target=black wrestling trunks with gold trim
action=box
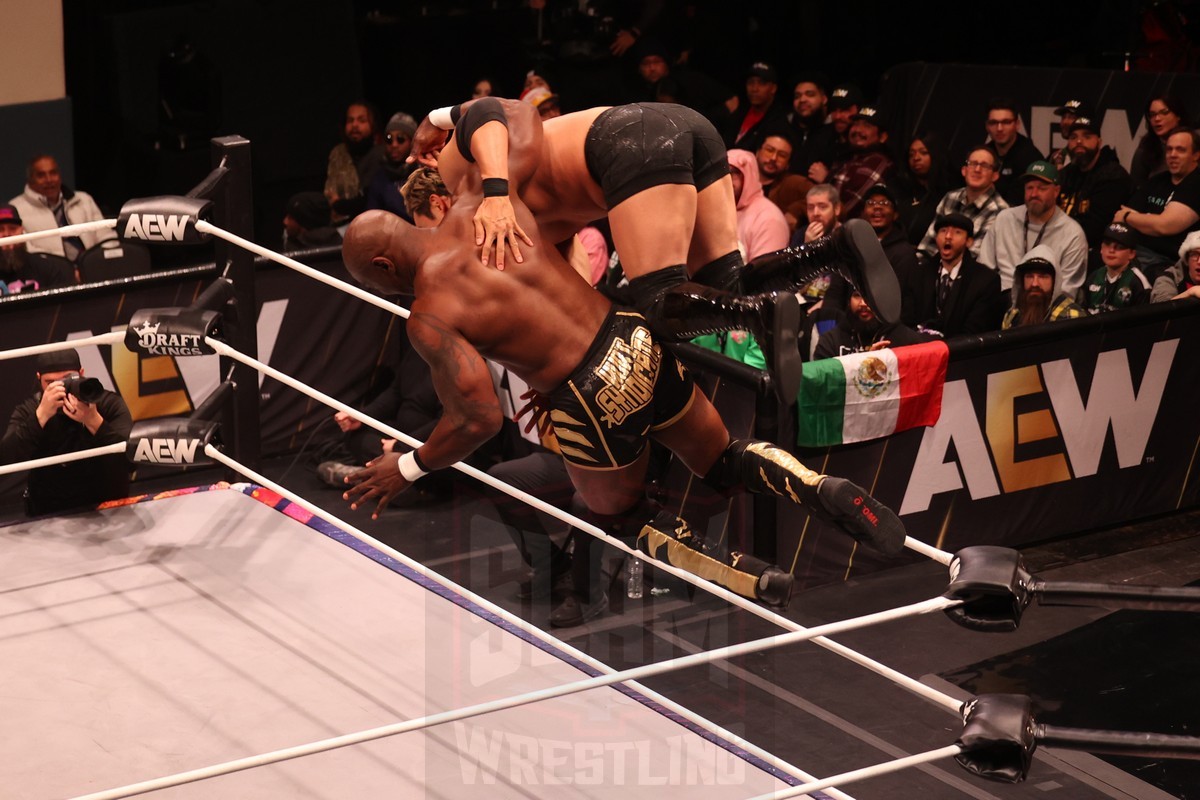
[548,308,694,469]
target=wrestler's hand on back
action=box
[475,195,534,270]
[409,118,449,168]
[343,451,410,519]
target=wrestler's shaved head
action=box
[344,210,422,295]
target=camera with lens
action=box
[60,373,105,404]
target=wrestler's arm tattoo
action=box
[406,309,503,468]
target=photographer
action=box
[0,349,132,515]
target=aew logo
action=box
[122,213,190,242]
[135,320,204,356]
[133,437,201,464]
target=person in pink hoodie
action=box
[727,148,790,260]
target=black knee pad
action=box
[691,250,745,292]
[625,265,687,316]
[701,438,750,495]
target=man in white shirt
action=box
[9,155,114,261]
[981,160,1088,301]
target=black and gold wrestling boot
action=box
[742,219,901,323]
[705,439,906,556]
[636,511,794,610]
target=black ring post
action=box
[210,136,260,469]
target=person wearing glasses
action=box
[365,112,418,220]
[1131,94,1194,188]
[984,98,1045,207]
[916,145,1009,260]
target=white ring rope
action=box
[65,444,960,800]
[744,744,966,800]
[204,334,963,712]
[193,220,411,319]
[0,218,118,248]
[0,442,126,477]
[0,331,126,363]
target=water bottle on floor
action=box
[626,556,643,600]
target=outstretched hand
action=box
[409,118,449,168]
[343,451,410,519]
[474,196,533,269]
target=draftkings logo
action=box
[134,320,205,356]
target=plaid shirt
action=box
[832,148,894,221]
[917,187,1009,259]
[1001,293,1089,329]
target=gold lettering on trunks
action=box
[595,326,661,427]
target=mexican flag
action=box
[796,341,949,448]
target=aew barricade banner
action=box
[774,303,1200,589]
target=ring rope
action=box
[65,442,960,800]
[745,744,966,800]
[193,220,411,319]
[204,335,963,712]
[0,442,126,477]
[0,331,126,363]
[0,219,118,249]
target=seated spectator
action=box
[786,74,837,177]
[917,145,1008,260]
[985,97,1045,207]
[982,161,1088,301]
[472,77,494,99]
[1117,127,1200,278]
[324,101,385,224]
[9,154,115,262]
[813,288,927,359]
[810,83,863,180]
[727,149,789,259]
[902,213,1004,338]
[828,106,894,221]
[364,112,417,218]
[1048,98,1088,169]
[791,183,841,301]
[282,192,340,252]
[316,322,445,503]
[523,86,563,119]
[755,132,812,230]
[629,38,733,123]
[1079,222,1150,314]
[1001,246,1087,329]
[724,62,789,154]
[1151,230,1200,302]
[1130,93,1193,187]
[861,184,918,284]
[0,204,76,292]
[894,130,951,247]
[0,349,131,516]
[1057,114,1132,262]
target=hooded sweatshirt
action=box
[727,149,789,261]
[1001,243,1088,328]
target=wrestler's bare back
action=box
[440,106,612,246]
[413,194,610,393]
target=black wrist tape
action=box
[482,178,509,197]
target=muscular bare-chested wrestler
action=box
[340,166,906,620]
[409,97,901,401]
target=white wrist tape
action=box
[428,106,457,130]
[398,451,429,482]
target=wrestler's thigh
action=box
[651,386,731,477]
[606,184,697,280]
[564,449,651,516]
